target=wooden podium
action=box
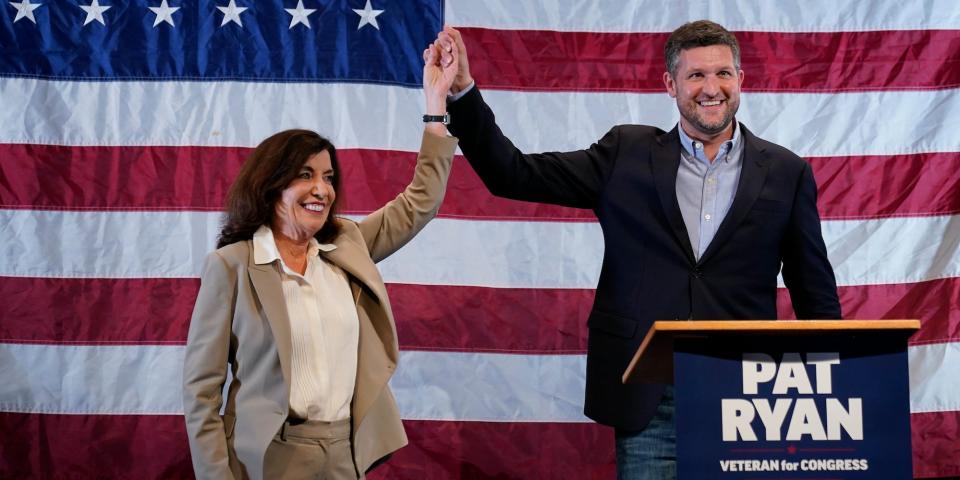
[622,320,920,479]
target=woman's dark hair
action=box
[217,129,342,248]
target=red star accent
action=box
[787,445,798,454]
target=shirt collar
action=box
[677,120,741,164]
[252,224,335,266]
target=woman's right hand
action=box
[422,41,458,136]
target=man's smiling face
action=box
[664,44,744,140]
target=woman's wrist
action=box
[425,95,446,116]
[424,122,447,136]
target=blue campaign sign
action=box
[674,335,912,479]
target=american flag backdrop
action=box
[1,0,959,478]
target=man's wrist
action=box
[447,81,476,103]
[451,76,474,95]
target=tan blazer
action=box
[183,132,458,480]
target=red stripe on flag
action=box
[0,412,193,479]
[911,411,960,478]
[0,144,595,221]
[4,277,958,349]
[2,412,952,479]
[390,284,593,353]
[0,144,245,212]
[461,28,960,93]
[2,144,958,221]
[811,152,960,220]
[370,420,616,480]
[777,277,960,346]
[0,277,197,345]
[0,413,615,480]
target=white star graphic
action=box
[217,0,247,27]
[284,0,315,29]
[8,0,42,24]
[352,0,383,30]
[148,0,179,27]
[79,0,110,26]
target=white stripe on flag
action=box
[2,77,958,158]
[482,88,960,157]
[0,343,183,415]
[909,342,960,414]
[823,215,960,287]
[3,210,959,288]
[0,210,221,279]
[1,343,956,419]
[391,351,589,422]
[445,0,960,32]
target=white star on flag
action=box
[79,0,110,26]
[285,0,315,29]
[8,0,41,24]
[352,0,383,30]
[148,0,179,27]
[217,0,247,27]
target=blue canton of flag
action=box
[0,0,443,85]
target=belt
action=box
[279,417,351,441]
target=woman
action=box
[183,43,459,479]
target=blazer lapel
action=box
[651,127,696,264]
[320,237,389,308]
[247,254,294,389]
[698,125,770,265]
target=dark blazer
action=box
[447,87,841,430]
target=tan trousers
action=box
[262,418,360,480]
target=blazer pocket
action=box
[587,310,639,339]
[221,412,236,439]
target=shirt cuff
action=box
[447,81,476,103]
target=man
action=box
[435,20,841,479]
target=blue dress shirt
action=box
[675,123,745,260]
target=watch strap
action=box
[422,113,450,125]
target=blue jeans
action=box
[615,385,676,480]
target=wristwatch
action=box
[422,113,450,125]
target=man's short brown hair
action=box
[664,20,741,76]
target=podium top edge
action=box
[652,319,920,332]
[623,319,921,385]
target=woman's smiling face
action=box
[272,149,336,239]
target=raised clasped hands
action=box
[423,31,459,115]
[433,27,472,96]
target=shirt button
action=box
[707,176,715,184]
[693,141,703,150]
[704,214,712,220]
